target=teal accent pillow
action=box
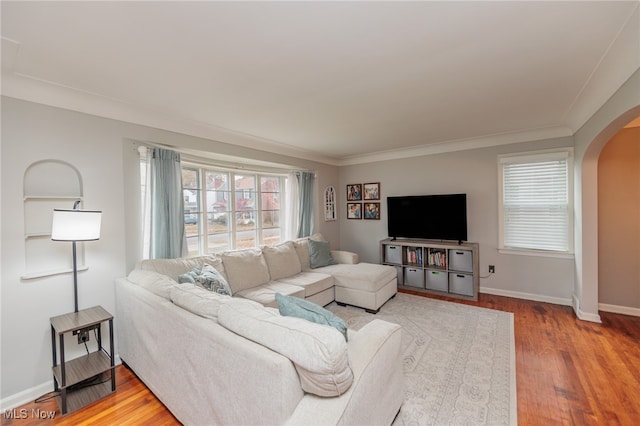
[178,267,200,284]
[195,264,232,295]
[275,293,347,341]
[308,239,336,269]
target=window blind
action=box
[501,152,571,252]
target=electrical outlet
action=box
[489,265,495,273]
[77,329,90,344]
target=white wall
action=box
[0,97,339,407]
[339,137,576,303]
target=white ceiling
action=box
[2,1,639,165]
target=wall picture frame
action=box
[363,182,380,200]
[346,184,362,201]
[347,203,362,219]
[363,202,381,220]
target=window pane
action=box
[236,211,256,230]
[207,233,230,253]
[262,227,281,246]
[235,174,256,191]
[184,213,200,236]
[183,189,200,215]
[235,191,256,211]
[235,210,256,249]
[261,210,280,229]
[260,176,280,192]
[262,193,280,211]
[182,169,199,190]
[206,171,229,213]
[206,171,228,191]
[208,212,229,234]
[186,236,200,257]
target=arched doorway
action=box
[578,105,640,322]
[597,118,640,315]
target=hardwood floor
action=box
[3,291,639,425]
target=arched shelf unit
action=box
[22,160,87,279]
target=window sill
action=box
[498,248,574,260]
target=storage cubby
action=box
[380,238,479,301]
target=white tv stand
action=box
[380,238,479,301]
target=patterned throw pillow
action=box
[195,264,232,295]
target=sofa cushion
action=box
[277,271,333,298]
[218,299,353,397]
[262,241,302,280]
[221,249,271,293]
[292,238,311,271]
[137,255,224,281]
[308,239,336,269]
[275,293,347,341]
[170,283,233,320]
[316,263,397,292]
[127,269,177,299]
[234,282,305,308]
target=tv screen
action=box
[387,194,467,242]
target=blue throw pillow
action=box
[178,267,200,284]
[308,239,336,269]
[275,293,347,341]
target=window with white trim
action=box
[182,164,286,255]
[498,149,574,254]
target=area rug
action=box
[326,293,517,426]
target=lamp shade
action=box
[51,209,102,241]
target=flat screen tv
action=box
[387,194,467,242]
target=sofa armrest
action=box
[285,319,404,426]
[331,250,359,264]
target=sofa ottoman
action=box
[317,263,398,313]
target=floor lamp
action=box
[51,201,102,313]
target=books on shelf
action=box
[428,250,447,268]
[406,247,423,265]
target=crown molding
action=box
[1,71,342,167]
[3,72,576,168]
[337,126,574,166]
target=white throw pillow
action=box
[218,299,353,397]
[221,249,271,293]
[262,241,302,280]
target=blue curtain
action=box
[149,148,185,258]
[297,171,315,238]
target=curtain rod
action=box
[133,139,314,175]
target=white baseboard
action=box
[480,286,572,307]
[599,303,640,317]
[571,294,603,323]
[0,355,121,412]
[0,381,54,412]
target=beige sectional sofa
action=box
[115,236,403,425]
[137,235,397,313]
